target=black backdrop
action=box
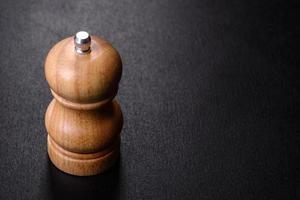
[0,0,299,199]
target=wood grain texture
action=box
[45,36,122,108]
[47,135,120,176]
[44,35,123,176]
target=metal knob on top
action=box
[74,31,91,54]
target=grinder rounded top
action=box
[45,32,122,110]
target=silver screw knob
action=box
[74,31,91,54]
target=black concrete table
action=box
[0,0,298,199]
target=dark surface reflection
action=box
[46,158,120,200]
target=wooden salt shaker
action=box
[44,31,123,176]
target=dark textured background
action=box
[0,0,299,199]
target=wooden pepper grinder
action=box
[44,31,123,176]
